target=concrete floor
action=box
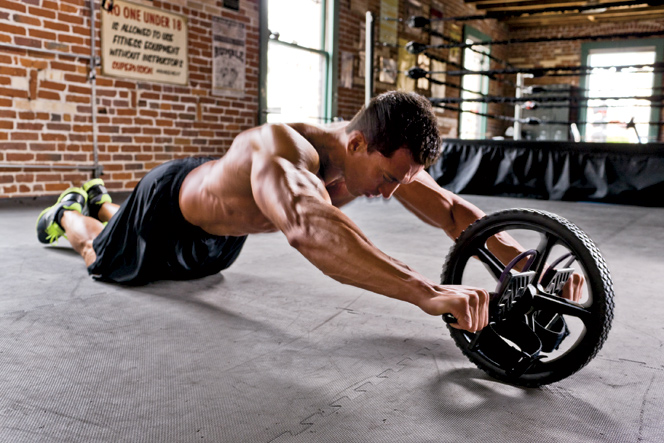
[1,194,663,442]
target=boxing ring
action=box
[431,139,664,207]
[361,8,664,208]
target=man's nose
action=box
[380,182,399,199]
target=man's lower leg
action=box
[83,178,114,221]
[59,211,104,267]
[98,202,120,223]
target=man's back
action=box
[179,123,348,237]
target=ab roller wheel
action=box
[441,209,614,387]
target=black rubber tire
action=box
[441,208,614,387]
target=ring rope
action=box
[430,94,664,105]
[396,68,489,96]
[423,29,515,69]
[431,103,526,123]
[522,101,664,110]
[404,62,518,87]
[407,30,664,51]
[398,1,661,24]
[409,61,664,77]
[430,102,663,126]
[406,66,515,88]
[417,51,464,71]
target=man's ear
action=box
[347,130,367,153]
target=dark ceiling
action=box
[462,0,664,27]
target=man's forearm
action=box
[450,199,530,273]
[285,201,436,308]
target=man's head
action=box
[342,91,441,199]
[345,91,442,168]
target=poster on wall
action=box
[379,57,397,84]
[100,0,188,86]
[379,0,398,45]
[429,5,446,98]
[358,51,365,79]
[350,0,368,15]
[340,52,354,89]
[417,53,429,90]
[430,5,445,46]
[448,23,462,63]
[397,38,416,92]
[212,16,246,97]
[430,60,446,98]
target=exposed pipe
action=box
[89,0,101,178]
[0,164,98,171]
[365,11,374,106]
[0,42,94,61]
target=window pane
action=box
[268,0,323,50]
[585,48,655,143]
[460,42,490,139]
[266,41,326,124]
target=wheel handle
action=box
[443,249,538,325]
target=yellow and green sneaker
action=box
[36,187,87,244]
[82,178,112,220]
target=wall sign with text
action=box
[101,0,188,85]
[211,16,246,97]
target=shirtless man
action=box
[35,91,583,333]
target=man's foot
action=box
[82,178,112,220]
[36,187,87,244]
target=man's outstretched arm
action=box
[395,170,524,265]
[249,125,488,332]
[395,170,585,302]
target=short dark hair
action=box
[346,91,441,168]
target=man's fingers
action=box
[563,273,585,302]
[575,274,585,302]
[479,288,489,328]
[435,286,490,333]
[462,288,489,332]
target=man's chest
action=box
[326,179,356,208]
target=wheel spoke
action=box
[475,246,504,280]
[532,232,558,278]
[532,293,592,323]
[524,312,535,330]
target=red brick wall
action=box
[4,1,661,199]
[336,0,510,139]
[0,0,259,198]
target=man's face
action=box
[345,146,424,199]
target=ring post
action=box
[514,73,533,140]
[365,11,374,106]
[514,73,524,140]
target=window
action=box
[459,27,491,139]
[581,40,664,143]
[259,0,338,124]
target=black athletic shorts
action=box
[87,157,247,285]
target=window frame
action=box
[459,25,491,139]
[580,38,664,142]
[258,0,339,125]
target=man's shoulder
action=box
[247,123,321,173]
